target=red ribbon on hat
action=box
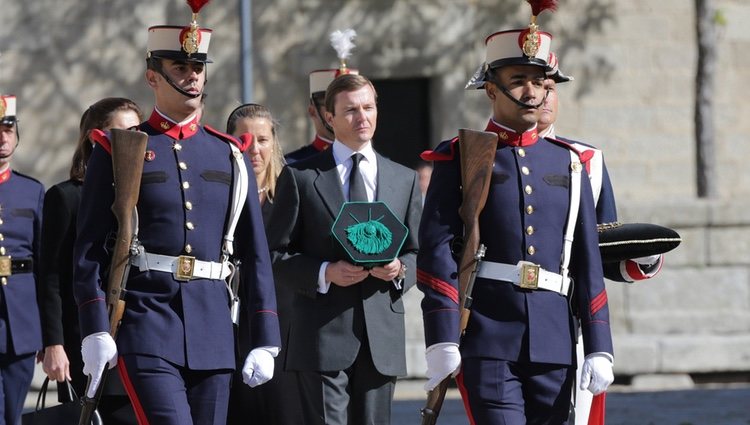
[526,0,557,17]
[186,0,210,13]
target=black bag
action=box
[22,377,102,425]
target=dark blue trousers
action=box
[120,354,232,425]
[457,357,574,425]
[0,352,35,425]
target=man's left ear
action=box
[145,69,159,88]
[485,84,496,101]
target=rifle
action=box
[79,129,148,425]
[421,129,498,425]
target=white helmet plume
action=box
[329,29,357,69]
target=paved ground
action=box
[391,380,750,425]
[24,366,750,424]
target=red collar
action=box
[311,135,333,152]
[146,110,200,140]
[484,119,539,147]
[0,168,10,185]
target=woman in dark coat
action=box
[225,103,303,425]
[37,97,141,424]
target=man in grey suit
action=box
[267,73,421,425]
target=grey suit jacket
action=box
[267,148,421,376]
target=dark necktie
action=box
[349,153,367,202]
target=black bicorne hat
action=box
[598,222,682,263]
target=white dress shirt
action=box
[332,140,378,202]
[317,140,379,293]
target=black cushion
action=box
[598,222,681,263]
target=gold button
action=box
[521,166,530,175]
[518,148,526,157]
[0,234,3,241]
[526,205,534,215]
[174,143,182,151]
[1,277,6,286]
[527,246,536,255]
[0,247,5,255]
[179,162,187,170]
[525,185,533,195]
[186,222,195,230]
[185,201,193,210]
[185,244,193,253]
[182,181,190,190]
[0,218,3,225]
[526,226,534,235]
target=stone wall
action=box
[2,0,749,380]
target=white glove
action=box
[242,347,277,388]
[580,353,614,395]
[632,254,661,266]
[81,332,118,398]
[424,343,461,391]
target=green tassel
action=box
[346,210,393,255]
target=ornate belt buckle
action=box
[175,255,196,281]
[519,263,539,290]
[0,256,11,277]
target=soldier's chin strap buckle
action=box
[519,262,540,290]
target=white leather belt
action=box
[477,261,571,296]
[131,252,231,282]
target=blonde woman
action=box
[226,103,302,425]
[226,103,285,216]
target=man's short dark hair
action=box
[324,74,377,115]
[146,56,162,71]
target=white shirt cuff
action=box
[392,277,403,290]
[317,262,331,294]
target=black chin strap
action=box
[153,60,206,99]
[486,74,549,109]
[311,98,334,135]
[498,85,549,109]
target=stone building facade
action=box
[2,0,749,383]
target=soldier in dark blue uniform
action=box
[0,94,44,425]
[73,5,280,425]
[418,12,615,425]
[539,53,663,425]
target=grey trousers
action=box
[296,342,396,425]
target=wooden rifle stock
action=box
[79,128,148,425]
[421,129,498,424]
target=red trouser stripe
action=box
[118,357,150,425]
[455,369,477,425]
